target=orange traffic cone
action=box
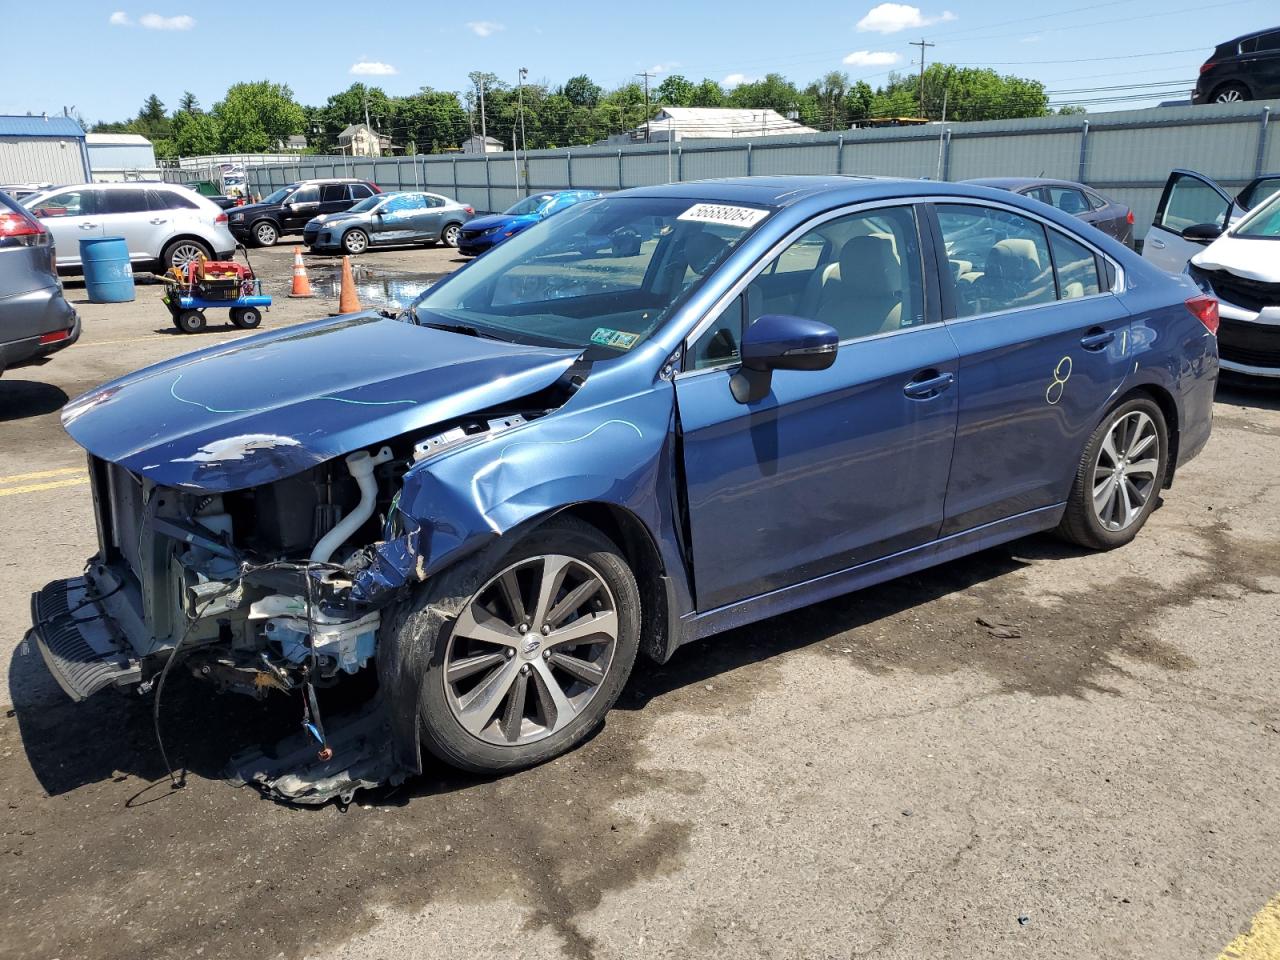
[288,247,313,298]
[338,255,362,313]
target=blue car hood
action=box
[61,314,579,492]
[465,213,536,232]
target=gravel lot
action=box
[1,243,1277,960]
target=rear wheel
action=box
[229,307,262,329]
[251,220,279,247]
[162,238,211,272]
[441,222,461,248]
[342,228,369,255]
[396,518,641,773]
[1212,82,1249,103]
[1057,397,1168,549]
[174,309,206,334]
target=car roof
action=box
[1228,24,1280,42]
[618,175,1028,208]
[965,177,1100,191]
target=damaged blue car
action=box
[31,176,1217,803]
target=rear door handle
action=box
[1148,238,1166,249]
[1080,328,1115,351]
[149,217,167,224]
[79,222,97,229]
[903,370,955,399]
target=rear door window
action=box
[1044,186,1090,216]
[935,204,1056,317]
[321,184,347,202]
[103,189,149,215]
[349,184,374,200]
[1048,230,1102,299]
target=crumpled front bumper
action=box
[29,576,142,701]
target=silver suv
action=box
[22,182,236,273]
[0,191,78,375]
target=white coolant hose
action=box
[309,446,395,564]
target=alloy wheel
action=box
[168,242,205,271]
[1215,88,1243,103]
[1092,410,1160,532]
[443,554,619,746]
[344,230,368,254]
[255,222,278,246]
[443,224,460,247]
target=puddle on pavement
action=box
[307,264,436,309]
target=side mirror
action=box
[1181,222,1223,242]
[730,313,838,404]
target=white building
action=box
[86,132,159,181]
[337,123,393,158]
[462,134,504,154]
[611,107,819,144]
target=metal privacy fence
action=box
[207,101,1279,241]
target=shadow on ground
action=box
[0,379,68,421]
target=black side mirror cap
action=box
[1180,222,1223,242]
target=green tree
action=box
[876,64,1049,121]
[561,74,603,108]
[398,87,469,152]
[171,110,221,155]
[690,78,725,107]
[177,91,201,115]
[844,81,875,123]
[213,81,304,152]
[655,74,696,107]
[727,73,803,113]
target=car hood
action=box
[464,213,535,233]
[310,211,364,228]
[61,313,580,492]
[229,201,279,219]
[1191,234,1280,282]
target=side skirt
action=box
[681,503,1065,643]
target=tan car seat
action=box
[813,235,903,338]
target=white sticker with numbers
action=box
[677,203,769,228]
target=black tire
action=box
[342,228,369,255]
[229,307,262,329]
[389,517,641,774]
[441,222,462,248]
[1211,82,1250,104]
[174,309,206,334]
[1057,396,1168,550]
[162,237,212,272]
[251,220,279,247]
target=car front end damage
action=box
[1189,260,1280,378]
[29,312,594,803]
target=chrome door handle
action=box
[149,217,167,224]
[903,371,955,399]
[1148,238,1166,249]
[79,222,97,229]
[1080,329,1115,351]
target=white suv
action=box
[22,182,236,272]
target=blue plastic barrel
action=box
[80,237,135,303]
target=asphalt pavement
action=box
[0,243,1277,960]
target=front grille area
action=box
[1193,266,1280,314]
[1217,318,1280,369]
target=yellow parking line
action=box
[0,466,85,484]
[0,477,90,497]
[1219,893,1280,959]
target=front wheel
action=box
[342,228,369,255]
[394,518,641,773]
[1057,397,1168,550]
[441,222,461,248]
[251,220,279,247]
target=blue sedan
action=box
[456,189,599,256]
[40,176,1217,799]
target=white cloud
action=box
[842,50,902,67]
[109,10,130,25]
[138,13,196,30]
[722,73,751,88]
[466,20,504,37]
[647,62,679,75]
[350,61,397,76]
[856,3,955,34]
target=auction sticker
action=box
[591,327,641,349]
[677,203,769,228]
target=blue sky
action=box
[1,0,1275,121]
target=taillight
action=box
[0,209,49,248]
[38,329,70,345]
[215,212,228,223]
[1186,294,1219,335]
[1199,61,1217,74]
[370,184,382,193]
[464,205,474,215]
[1126,210,1135,225]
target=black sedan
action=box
[965,177,1135,247]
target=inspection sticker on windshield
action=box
[677,203,769,228]
[590,327,640,350]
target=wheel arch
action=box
[160,233,213,264]
[1112,382,1181,487]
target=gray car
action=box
[965,177,1135,247]
[0,191,79,376]
[303,191,474,254]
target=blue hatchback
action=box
[40,176,1217,800]
[456,189,600,256]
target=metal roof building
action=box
[0,114,90,184]
[610,107,820,144]
[86,132,159,181]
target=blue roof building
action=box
[0,114,90,185]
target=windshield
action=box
[409,196,771,356]
[260,185,295,205]
[1234,192,1280,239]
[348,195,385,213]
[504,194,555,216]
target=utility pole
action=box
[517,66,528,196]
[910,38,935,118]
[477,76,487,144]
[636,71,655,141]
